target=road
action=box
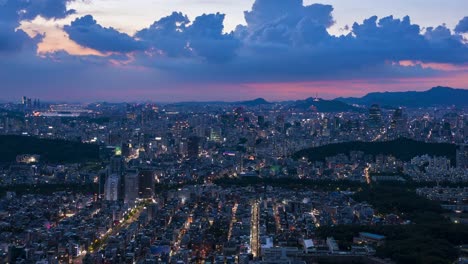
[250,201,260,258]
[227,202,238,241]
[364,167,371,184]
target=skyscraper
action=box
[209,127,222,143]
[138,169,155,199]
[391,108,408,136]
[187,136,200,158]
[105,174,120,201]
[109,155,125,176]
[124,171,139,205]
[109,155,125,201]
[368,104,382,128]
[456,145,468,169]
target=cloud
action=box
[135,12,191,57]
[186,13,240,62]
[57,0,467,72]
[135,12,239,62]
[0,25,40,53]
[0,0,75,22]
[64,15,146,53]
[21,0,76,20]
[0,0,74,53]
[239,0,334,45]
[455,16,468,33]
[348,16,466,64]
[244,0,334,30]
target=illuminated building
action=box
[368,104,382,128]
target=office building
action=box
[138,169,155,199]
[105,174,120,201]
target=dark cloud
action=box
[51,0,467,73]
[0,0,74,53]
[239,0,334,45]
[218,5,466,83]
[21,0,76,20]
[245,0,334,30]
[54,0,467,85]
[455,16,468,33]
[64,15,146,53]
[348,15,426,64]
[135,12,239,62]
[0,25,41,53]
[186,13,239,62]
[0,0,75,22]
[135,12,192,57]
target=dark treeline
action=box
[0,135,100,163]
[214,177,364,191]
[293,138,457,164]
[214,176,468,191]
[0,183,98,197]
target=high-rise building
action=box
[109,155,126,201]
[124,171,139,205]
[368,104,382,128]
[121,143,132,158]
[109,155,124,176]
[457,145,468,169]
[464,124,468,139]
[138,169,155,199]
[98,171,107,199]
[178,139,187,156]
[209,127,222,143]
[105,174,120,201]
[187,136,200,158]
[391,108,407,136]
[257,115,265,128]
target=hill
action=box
[237,98,272,107]
[165,98,272,107]
[0,135,100,163]
[293,138,456,163]
[336,86,468,107]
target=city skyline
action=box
[1,0,467,102]
[1,2,467,262]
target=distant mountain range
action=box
[167,97,359,112]
[165,98,272,107]
[336,87,468,107]
[288,97,360,112]
[165,86,467,110]
[32,86,465,109]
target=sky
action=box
[0,0,467,102]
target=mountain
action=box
[336,86,468,107]
[237,98,272,107]
[289,98,360,112]
[165,98,272,107]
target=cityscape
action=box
[0,88,467,264]
[1,0,468,264]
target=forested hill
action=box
[0,135,100,163]
[293,138,457,163]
